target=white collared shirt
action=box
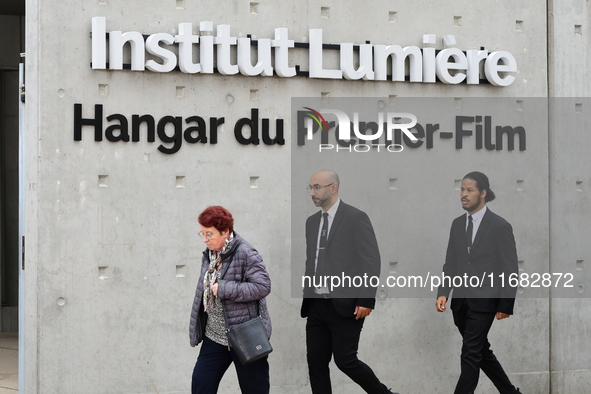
[466,205,487,243]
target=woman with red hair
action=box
[189,206,272,393]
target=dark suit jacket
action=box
[437,208,518,315]
[301,201,381,318]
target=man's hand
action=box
[496,312,510,320]
[354,306,372,320]
[436,296,447,312]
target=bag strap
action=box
[221,300,231,333]
[218,238,241,280]
[218,239,236,333]
[222,298,263,333]
[217,237,263,331]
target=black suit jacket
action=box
[437,208,518,315]
[301,201,381,318]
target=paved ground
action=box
[0,332,17,393]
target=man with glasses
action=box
[301,169,396,394]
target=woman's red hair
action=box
[198,206,234,233]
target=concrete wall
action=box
[548,0,591,391]
[20,0,589,393]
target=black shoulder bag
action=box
[222,299,273,365]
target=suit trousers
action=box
[306,298,389,394]
[452,299,517,394]
[191,336,270,394]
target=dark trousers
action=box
[452,299,517,394]
[306,298,389,394]
[191,336,270,394]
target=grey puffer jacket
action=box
[189,232,272,347]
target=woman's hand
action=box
[211,283,218,297]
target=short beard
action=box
[462,196,482,212]
[313,196,329,208]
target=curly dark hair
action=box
[463,171,496,202]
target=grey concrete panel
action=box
[548,97,591,392]
[548,1,591,393]
[549,0,591,97]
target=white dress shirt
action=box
[314,198,340,294]
[466,205,487,244]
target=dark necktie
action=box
[316,213,329,278]
[466,215,473,253]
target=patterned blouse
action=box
[204,296,228,346]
